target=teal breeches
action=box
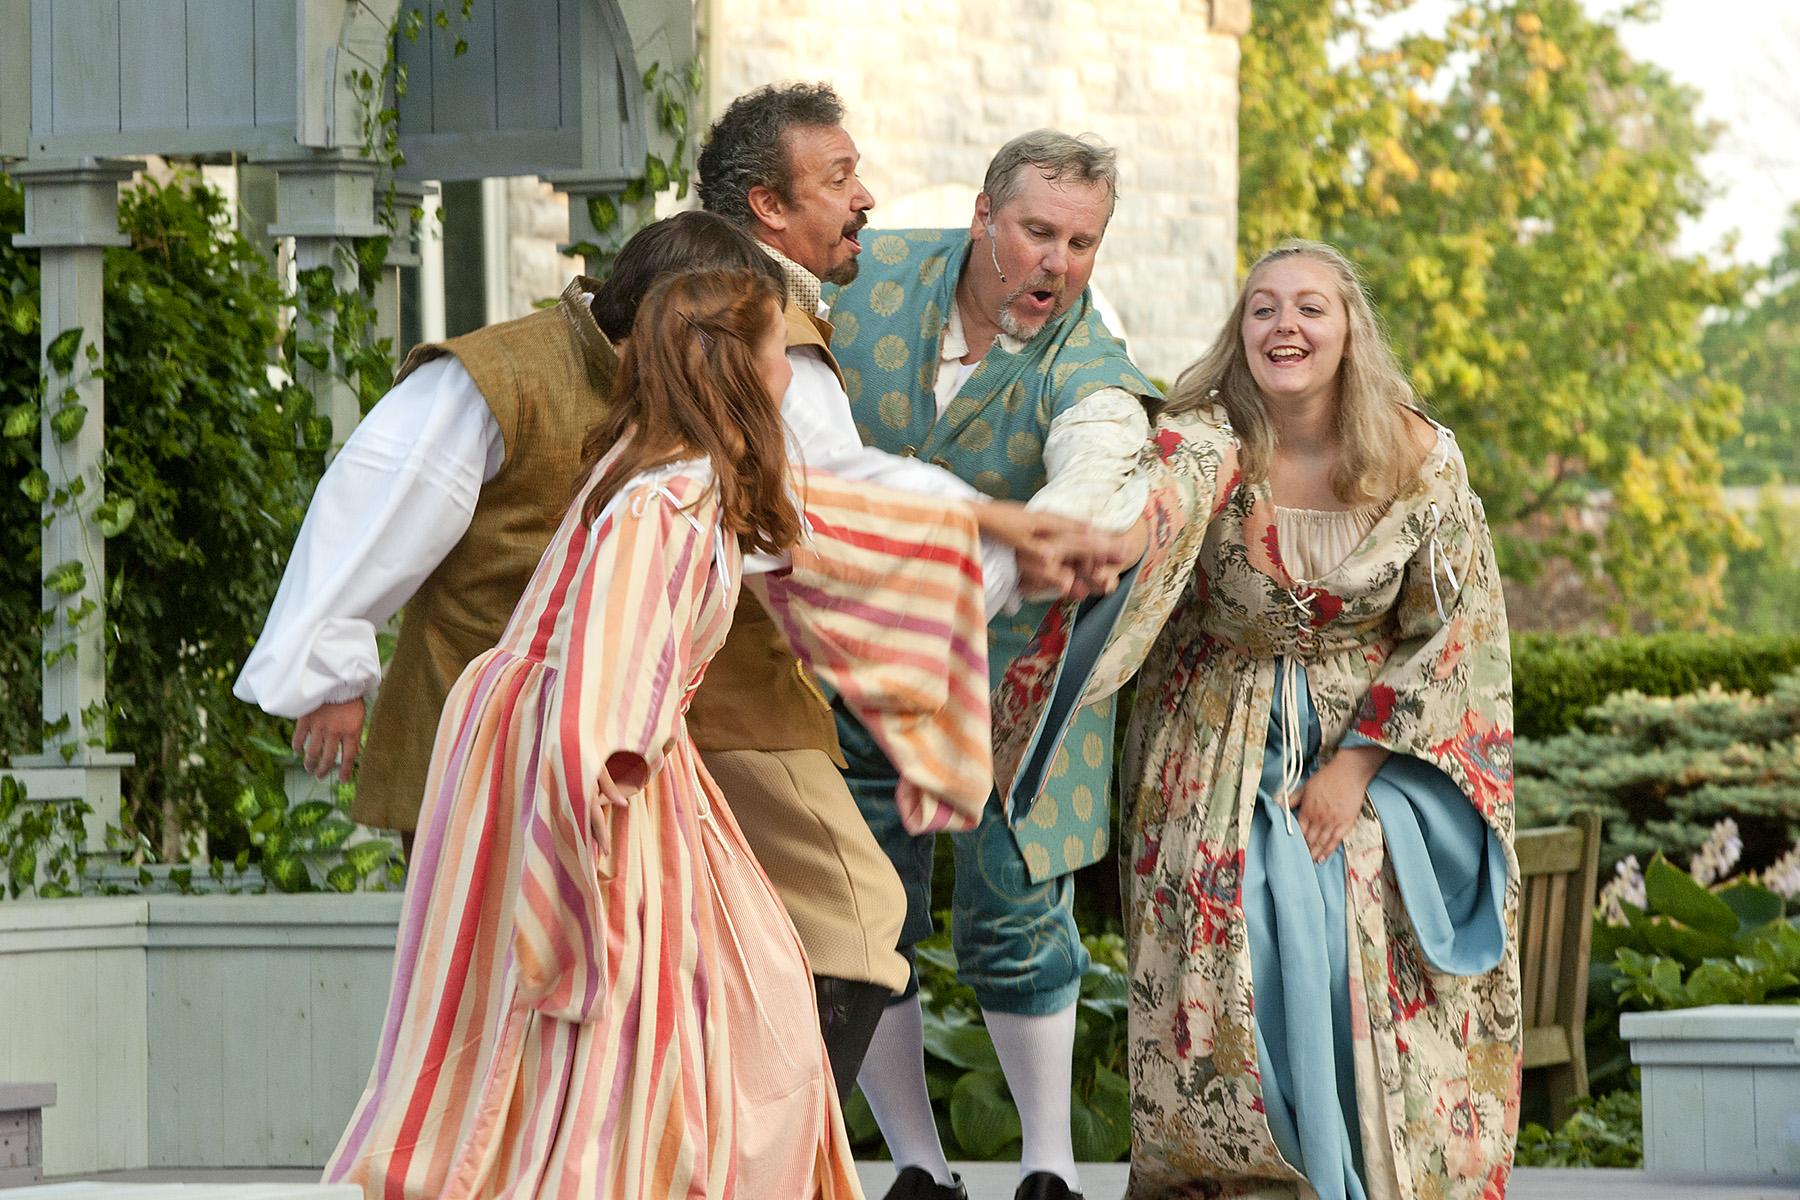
[835,704,1089,1016]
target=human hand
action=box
[293,697,367,782]
[1067,515,1148,598]
[975,504,1132,600]
[1292,744,1388,863]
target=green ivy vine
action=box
[572,60,706,266]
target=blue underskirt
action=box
[1245,663,1507,1200]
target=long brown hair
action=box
[1164,240,1423,506]
[579,268,800,555]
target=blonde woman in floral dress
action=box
[1099,242,1519,1199]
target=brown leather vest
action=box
[685,301,846,765]
[352,280,614,831]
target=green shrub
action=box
[1514,1088,1642,1168]
[1512,632,1800,740]
[1,169,331,856]
[1515,672,1800,874]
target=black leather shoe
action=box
[1013,1172,1084,1200]
[881,1165,968,1200]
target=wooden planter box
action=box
[0,896,400,1176]
[1621,1005,1800,1175]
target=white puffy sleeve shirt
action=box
[232,357,504,718]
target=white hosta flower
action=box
[1762,839,1800,901]
[1597,854,1647,925]
[1690,818,1743,887]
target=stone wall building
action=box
[482,0,1249,381]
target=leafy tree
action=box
[1721,486,1800,636]
[1,170,328,857]
[1240,0,1745,629]
[1709,206,1800,486]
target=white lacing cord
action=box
[1275,655,1304,835]
[1275,577,1317,837]
[1426,500,1462,624]
[632,482,734,593]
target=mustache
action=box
[842,214,869,238]
[1005,273,1065,303]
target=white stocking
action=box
[857,994,956,1187]
[985,1004,1080,1189]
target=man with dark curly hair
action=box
[690,85,1130,1142]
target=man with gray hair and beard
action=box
[828,130,1160,1200]
[690,86,1127,1111]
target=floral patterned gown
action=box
[1116,409,1520,1200]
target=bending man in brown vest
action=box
[233,211,784,834]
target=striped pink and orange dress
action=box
[325,457,993,1200]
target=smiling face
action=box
[964,168,1111,342]
[757,123,874,286]
[1240,256,1350,411]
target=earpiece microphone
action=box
[985,220,1006,283]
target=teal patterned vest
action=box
[829,227,1159,881]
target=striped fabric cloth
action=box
[324,455,993,1200]
[750,468,992,835]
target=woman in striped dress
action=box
[324,267,991,1200]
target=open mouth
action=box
[841,222,866,252]
[1023,288,1056,310]
[1267,346,1309,365]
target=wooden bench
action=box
[0,1083,54,1188]
[1516,811,1602,1127]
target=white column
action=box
[3,158,140,856]
[480,176,512,325]
[265,154,383,452]
[416,183,446,345]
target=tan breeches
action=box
[700,747,909,993]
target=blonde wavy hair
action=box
[1165,240,1425,506]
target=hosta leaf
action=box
[948,1069,1019,1159]
[1070,1066,1131,1162]
[1717,882,1785,933]
[922,1019,1000,1072]
[1645,855,1737,937]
